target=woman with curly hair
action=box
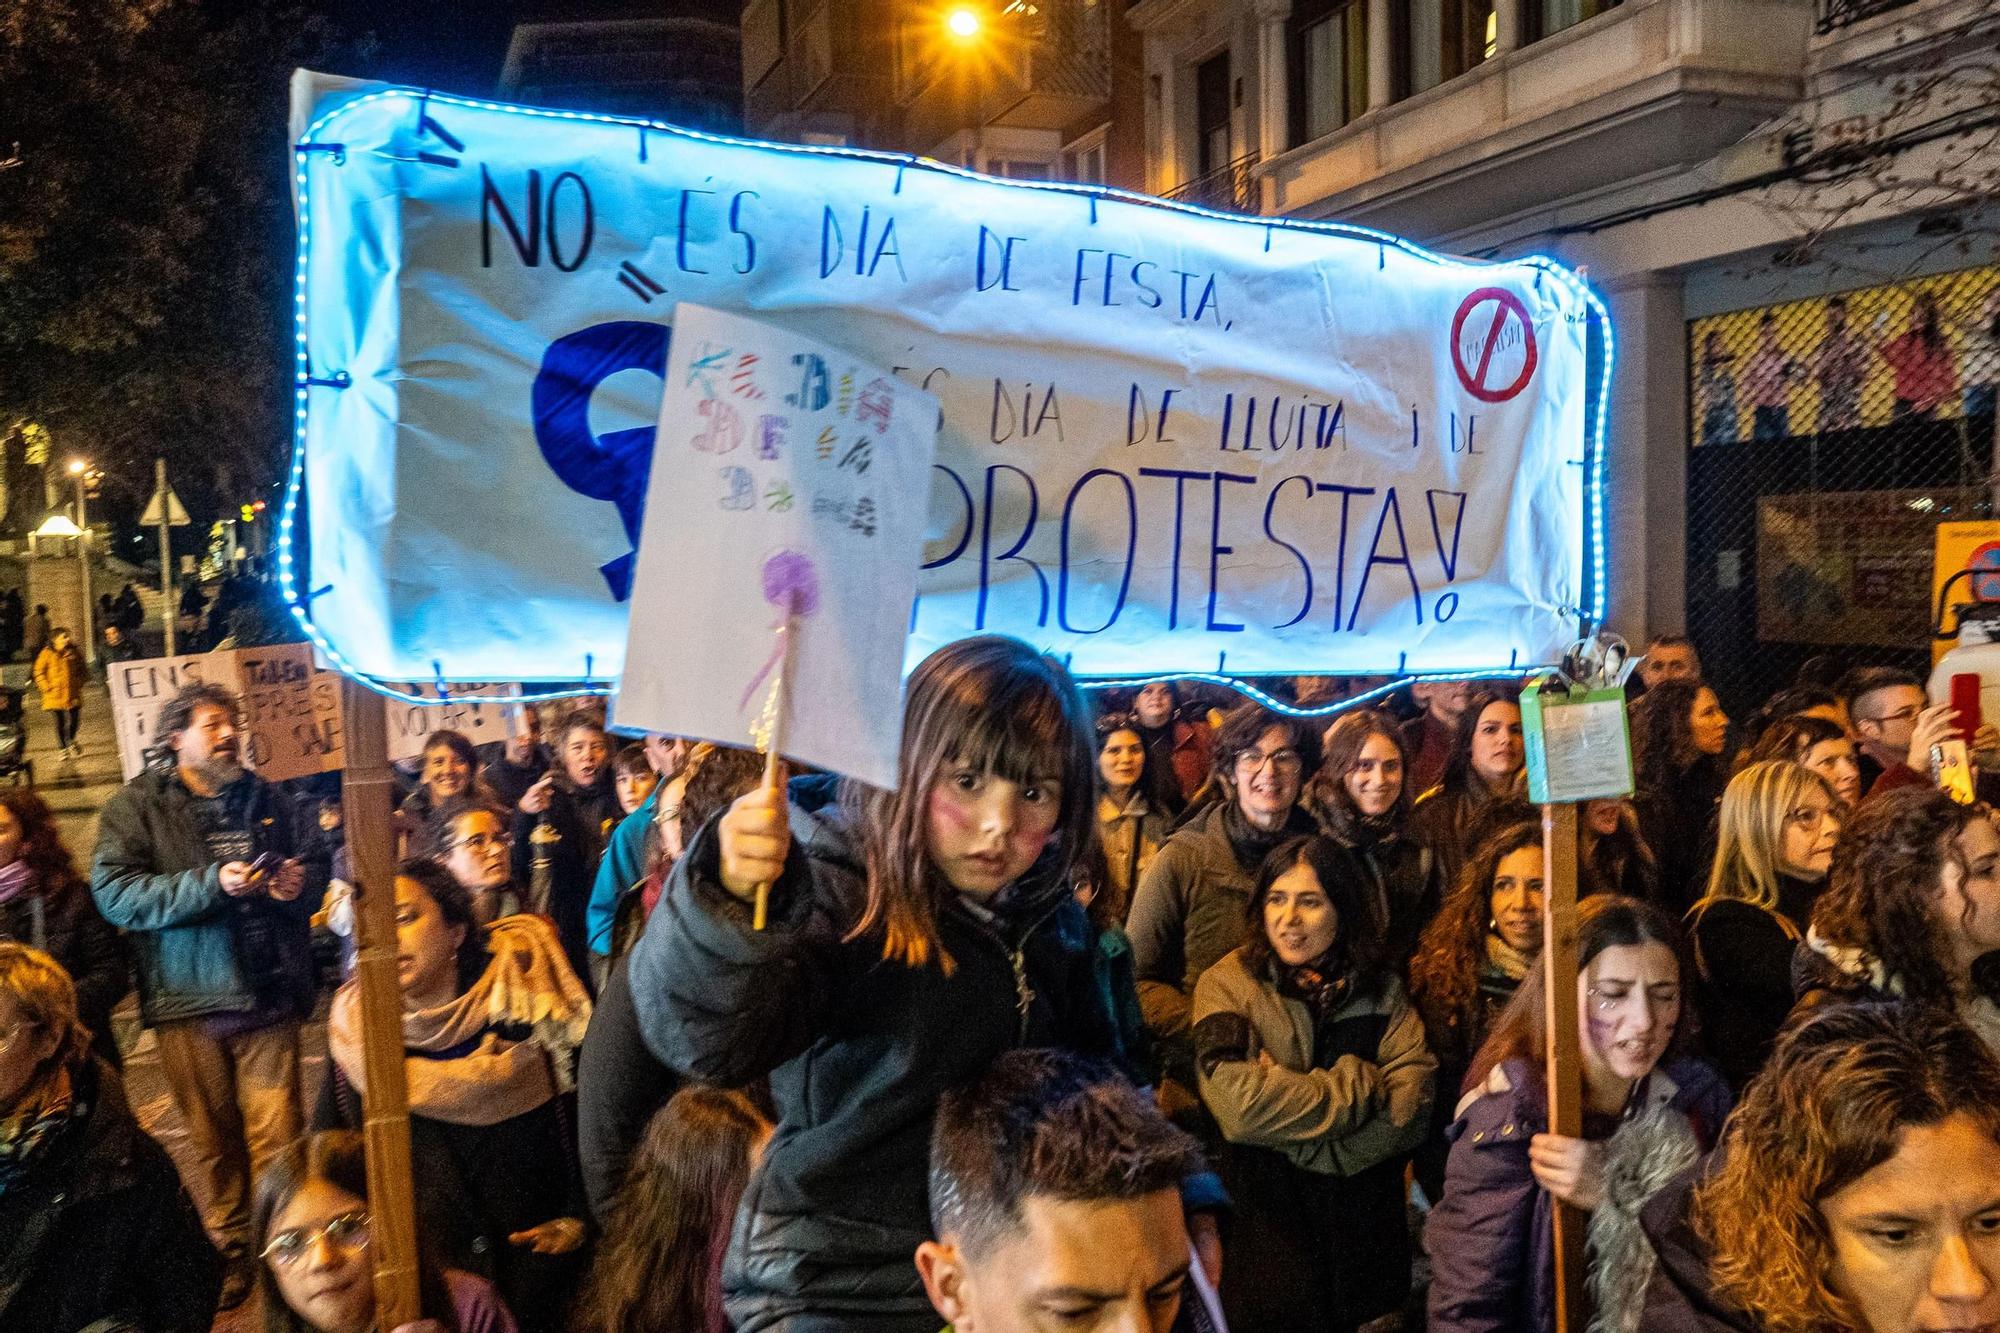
[1643,1002,2000,1333]
[1407,820,1544,1201]
[1631,680,1734,913]
[1304,708,1440,969]
[1795,785,2000,1053]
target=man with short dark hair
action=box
[1843,666,1947,795]
[918,1049,1219,1333]
[1637,635,1702,692]
[1842,665,2000,801]
[90,681,317,1310]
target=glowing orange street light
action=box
[946,6,982,38]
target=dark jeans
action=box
[52,706,80,748]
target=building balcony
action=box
[1161,151,1261,211]
[1814,0,1917,33]
[1261,0,1812,241]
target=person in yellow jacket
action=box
[33,627,86,760]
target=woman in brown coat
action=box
[32,627,85,759]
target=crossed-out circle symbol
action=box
[1970,541,2000,601]
[1450,287,1539,404]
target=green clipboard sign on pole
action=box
[1520,672,1635,805]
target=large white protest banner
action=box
[110,644,343,782]
[288,75,1607,691]
[618,305,936,789]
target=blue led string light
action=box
[1076,666,1532,720]
[287,84,1613,708]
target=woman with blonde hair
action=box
[1685,760,1840,1091]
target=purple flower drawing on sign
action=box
[739,549,821,713]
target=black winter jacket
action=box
[0,876,130,1063]
[1309,800,1440,972]
[0,1059,221,1332]
[576,952,683,1223]
[318,1062,589,1333]
[628,775,1126,1333]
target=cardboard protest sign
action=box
[287,75,1607,691]
[616,305,936,789]
[382,684,519,764]
[109,644,343,781]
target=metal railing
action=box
[1162,152,1261,214]
[1814,0,1919,35]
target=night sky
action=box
[323,0,527,95]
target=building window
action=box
[1289,0,1366,147]
[1195,51,1232,175]
[1532,0,1621,40]
[1065,128,1109,184]
[1400,0,1494,97]
[994,159,1053,180]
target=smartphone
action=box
[1934,739,1977,806]
[1952,673,1984,746]
[246,851,280,880]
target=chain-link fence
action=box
[1684,261,2000,714]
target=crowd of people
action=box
[5,630,2000,1333]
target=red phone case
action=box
[1952,673,1983,745]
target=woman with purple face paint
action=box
[1426,895,1731,1333]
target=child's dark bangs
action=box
[949,679,1071,787]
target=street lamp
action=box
[66,458,93,664]
[946,6,982,38]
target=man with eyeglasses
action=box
[1843,667,1979,801]
[91,681,321,1310]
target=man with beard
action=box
[91,682,318,1311]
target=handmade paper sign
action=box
[383,683,519,763]
[1521,678,1633,804]
[287,74,1607,692]
[615,304,936,789]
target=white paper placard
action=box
[614,304,937,789]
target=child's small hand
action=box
[719,786,789,902]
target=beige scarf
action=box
[329,914,592,1127]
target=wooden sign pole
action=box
[752,614,798,931]
[341,678,423,1327]
[1542,801,1586,1333]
